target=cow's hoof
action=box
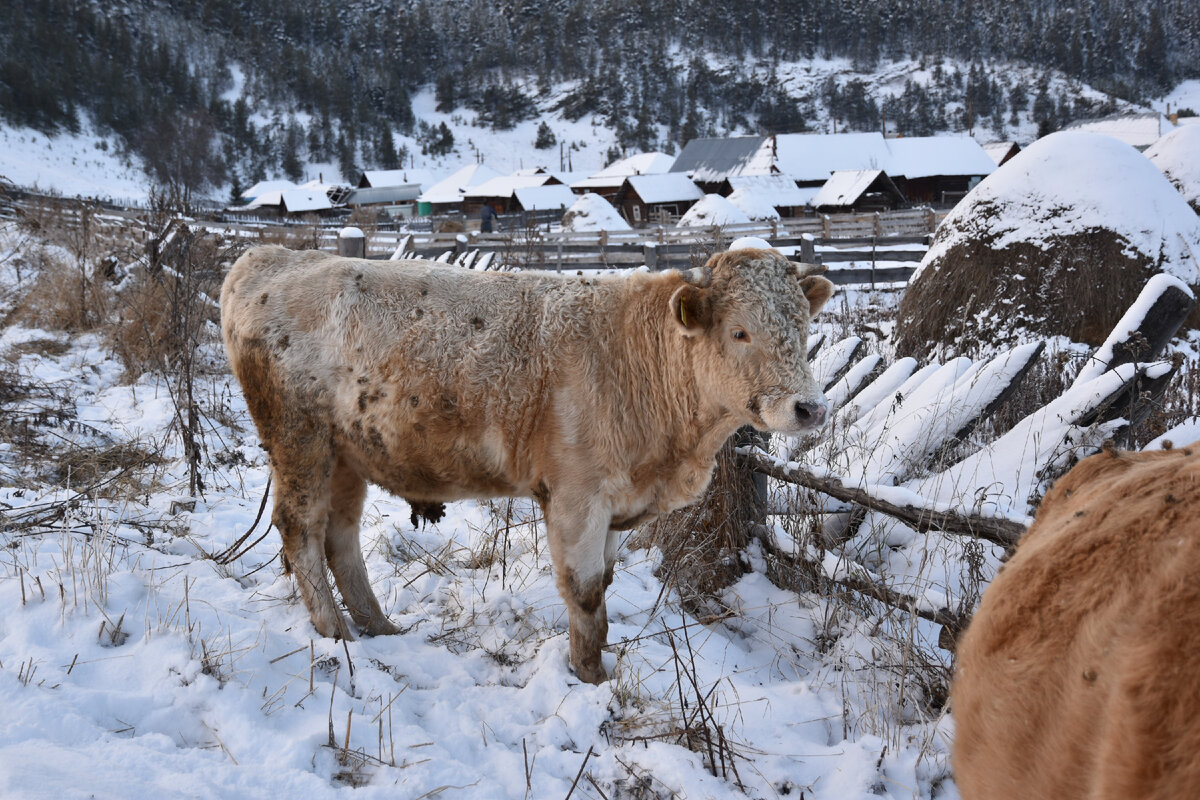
[362,618,402,636]
[573,660,608,685]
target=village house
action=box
[883,136,995,205]
[617,173,704,225]
[416,163,503,215]
[810,169,905,212]
[461,168,565,216]
[571,152,676,202]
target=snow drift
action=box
[559,192,631,232]
[677,194,752,228]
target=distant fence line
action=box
[11,194,939,283]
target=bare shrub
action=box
[10,245,113,331]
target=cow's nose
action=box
[794,400,827,428]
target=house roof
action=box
[811,170,889,207]
[1063,112,1175,149]
[774,133,893,182]
[626,173,704,204]
[670,137,772,182]
[358,168,435,189]
[344,184,421,205]
[281,188,333,213]
[246,187,333,212]
[513,184,578,211]
[241,179,296,200]
[573,151,676,189]
[417,163,504,205]
[726,174,812,207]
[463,173,557,199]
[884,136,996,179]
[983,141,1021,166]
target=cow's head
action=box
[670,247,834,434]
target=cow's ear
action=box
[801,275,835,316]
[669,284,712,335]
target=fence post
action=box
[822,214,832,238]
[924,206,937,233]
[800,233,817,264]
[338,226,366,259]
[643,243,659,271]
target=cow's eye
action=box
[731,328,749,342]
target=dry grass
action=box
[894,222,1175,360]
[8,245,114,331]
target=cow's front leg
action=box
[544,495,615,684]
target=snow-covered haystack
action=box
[559,192,631,232]
[895,131,1200,358]
[727,187,782,221]
[1146,124,1200,214]
[676,193,751,228]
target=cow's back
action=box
[953,446,1200,800]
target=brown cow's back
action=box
[953,446,1200,800]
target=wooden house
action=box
[617,173,703,225]
[811,169,905,212]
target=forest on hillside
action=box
[0,0,1194,195]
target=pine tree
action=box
[534,121,556,149]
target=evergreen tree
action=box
[534,121,557,150]
[379,127,401,169]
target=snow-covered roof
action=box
[670,137,773,183]
[513,184,577,211]
[245,187,332,212]
[919,130,1200,285]
[626,173,704,204]
[241,179,296,200]
[726,174,812,207]
[811,170,886,208]
[417,163,504,205]
[359,169,428,189]
[464,173,555,199]
[344,184,421,206]
[727,187,781,221]
[774,133,893,183]
[573,152,676,189]
[983,142,1020,166]
[884,136,996,179]
[677,194,752,227]
[281,188,333,213]
[1063,112,1175,150]
[561,193,632,232]
[1145,124,1200,210]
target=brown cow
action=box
[220,245,833,683]
[953,444,1200,798]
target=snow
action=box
[726,174,813,207]
[1146,418,1200,450]
[0,122,153,204]
[571,152,675,190]
[677,194,751,228]
[1145,124,1200,209]
[1062,112,1174,149]
[625,173,704,205]
[774,133,893,183]
[463,173,555,200]
[811,169,886,208]
[512,184,577,211]
[883,136,995,179]
[1071,273,1195,388]
[560,193,631,232]
[242,179,298,201]
[726,187,781,221]
[981,142,1017,166]
[919,131,1200,286]
[417,163,504,205]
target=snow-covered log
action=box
[811,335,863,391]
[1071,273,1195,389]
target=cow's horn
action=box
[684,266,713,287]
[793,261,828,277]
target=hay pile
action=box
[1146,124,1200,214]
[895,131,1200,360]
[560,192,631,232]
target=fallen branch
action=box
[739,451,1026,549]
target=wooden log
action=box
[742,452,1026,548]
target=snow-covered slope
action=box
[1145,123,1200,212]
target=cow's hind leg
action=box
[545,496,614,685]
[270,421,350,640]
[325,457,399,636]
